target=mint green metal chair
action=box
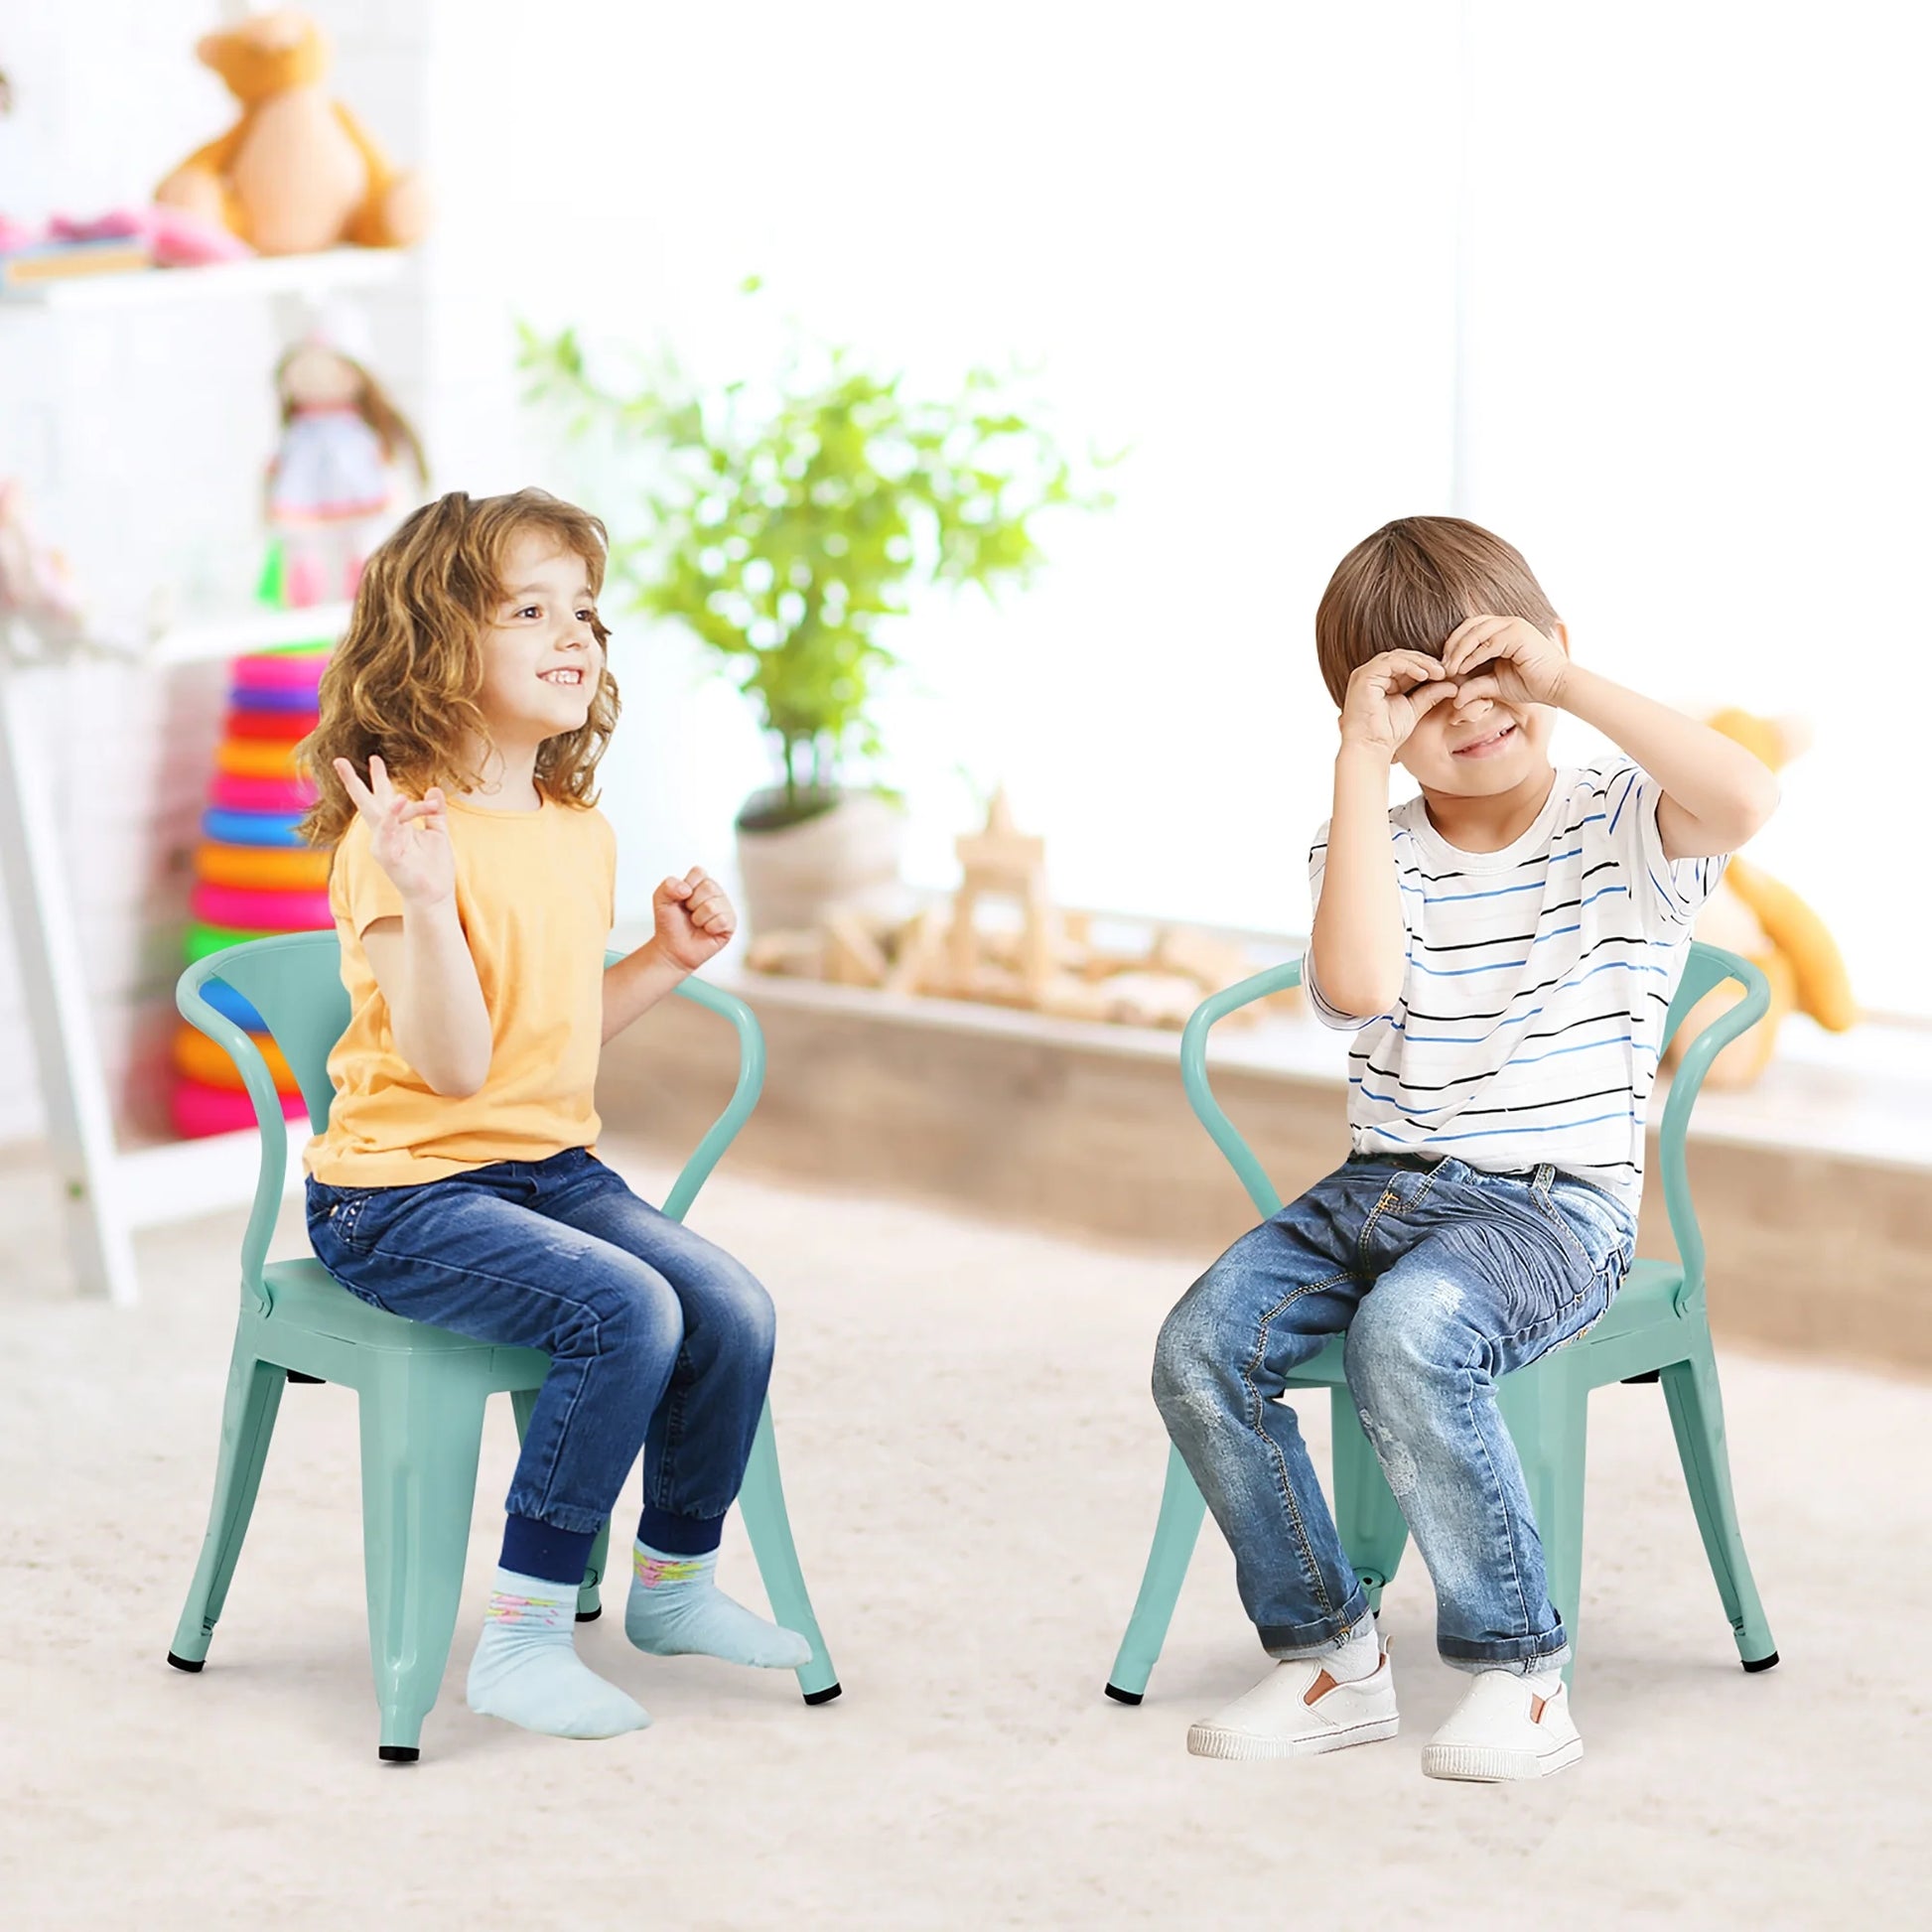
[166,931,840,1761]
[1106,941,1779,1703]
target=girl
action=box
[298,487,810,1742]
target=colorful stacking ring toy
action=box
[233,650,329,690]
[191,882,334,930]
[172,1081,308,1138]
[201,978,267,1032]
[230,708,320,742]
[216,741,304,779]
[210,773,317,814]
[202,808,306,847]
[185,920,278,963]
[176,641,338,1139]
[196,842,331,891]
[228,683,324,713]
[174,1022,301,1093]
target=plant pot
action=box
[734,787,908,937]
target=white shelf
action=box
[147,603,349,667]
[0,246,408,314]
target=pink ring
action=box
[210,772,319,813]
[232,652,329,691]
[172,1078,309,1140]
[191,881,335,930]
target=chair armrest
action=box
[176,955,285,1313]
[1657,944,1770,1314]
[1178,961,1304,1220]
[660,975,766,1224]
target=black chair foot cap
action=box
[378,1744,421,1763]
[802,1682,843,1706]
[1742,1650,1780,1674]
[287,1370,325,1384]
[574,1606,601,1623]
[1104,1684,1144,1706]
[1622,1370,1662,1384]
[165,1650,205,1674]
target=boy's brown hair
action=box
[1314,515,1560,707]
[296,488,620,846]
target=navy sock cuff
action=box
[500,1515,598,1587]
[637,1508,725,1557]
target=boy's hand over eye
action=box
[1338,650,1460,759]
[1441,615,1572,708]
[652,867,737,971]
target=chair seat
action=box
[1282,1257,1688,1389]
[261,1257,531,1359]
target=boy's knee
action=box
[594,1269,684,1368]
[714,1264,776,1365]
[1345,1292,1460,1409]
[1152,1289,1236,1422]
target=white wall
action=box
[2,0,1923,1149]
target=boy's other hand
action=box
[1441,614,1572,708]
[1338,650,1460,759]
[651,866,737,971]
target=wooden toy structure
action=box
[746,789,1288,1030]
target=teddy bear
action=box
[1664,708,1858,1089]
[154,8,429,256]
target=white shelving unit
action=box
[1,247,413,1304]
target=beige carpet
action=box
[1,1138,1925,1930]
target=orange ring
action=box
[173,1023,300,1094]
[195,842,331,891]
[216,740,306,779]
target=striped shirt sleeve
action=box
[1600,762,1730,931]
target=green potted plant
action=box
[520,317,1105,935]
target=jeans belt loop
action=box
[1534,1161,1556,1193]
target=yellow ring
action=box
[173,1023,299,1094]
[216,740,306,779]
[196,842,331,891]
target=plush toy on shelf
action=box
[265,306,426,607]
[154,7,430,255]
[1664,707,1859,1090]
[172,646,334,1139]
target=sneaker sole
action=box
[1421,1735,1583,1782]
[1187,1714,1400,1760]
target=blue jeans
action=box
[306,1148,775,1553]
[1152,1152,1636,1673]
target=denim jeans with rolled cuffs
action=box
[307,1147,776,1580]
[1152,1151,1636,1675]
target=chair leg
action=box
[1498,1365,1588,1686]
[1660,1333,1778,1671]
[1105,1442,1207,1705]
[510,1385,611,1623]
[1329,1387,1409,1611]
[358,1359,488,1762]
[168,1341,287,1670]
[738,1397,841,1704]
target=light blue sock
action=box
[623,1541,813,1669]
[466,1567,652,1740]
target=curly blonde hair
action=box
[296,488,620,846]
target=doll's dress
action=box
[267,407,396,604]
[267,407,393,525]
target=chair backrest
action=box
[1179,939,1769,1313]
[178,930,765,1311]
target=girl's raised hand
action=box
[334,756,456,908]
[652,866,737,971]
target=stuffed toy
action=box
[1664,707,1859,1089]
[154,7,429,255]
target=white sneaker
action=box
[1422,1668,1582,1781]
[1186,1644,1399,1760]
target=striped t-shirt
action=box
[1303,762,1726,1209]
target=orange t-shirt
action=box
[305,796,617,1187]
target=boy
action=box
[1151,516,1777,1781]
